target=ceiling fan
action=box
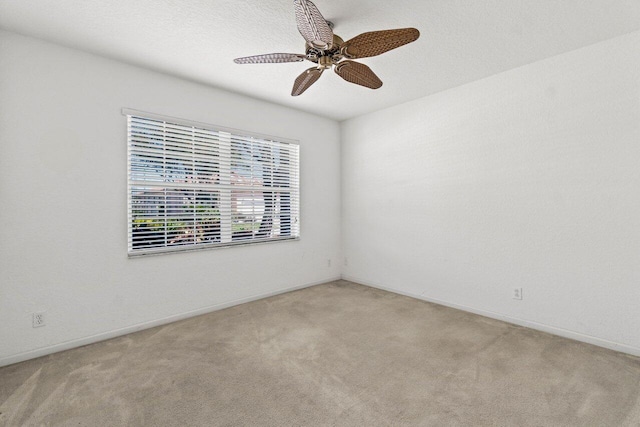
[234,0,420,96]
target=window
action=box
[125,109,300,256]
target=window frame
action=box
[123,108,300,257]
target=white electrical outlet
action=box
[32,312,46,328]
[512,288,523,300]
[327,259,332,267]
[344,257,348,267]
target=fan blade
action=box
[234,53,306,64]
[291,67,323,96]
[293,0,333,49]
[342,28,419,59]
[335,60,382,89]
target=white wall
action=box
[341,31,640,355]
[2,27,639,366]
[0,30,341,366]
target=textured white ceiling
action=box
[1,0,639,121]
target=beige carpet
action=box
[1,280,639,426]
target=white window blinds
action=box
[125,110,300,256]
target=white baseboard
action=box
[342,275,640,358]
[0,276,341,368]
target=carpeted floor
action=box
[1,280,639,426]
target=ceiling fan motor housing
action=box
[305,34,345,67]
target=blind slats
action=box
[127,113,300,256]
